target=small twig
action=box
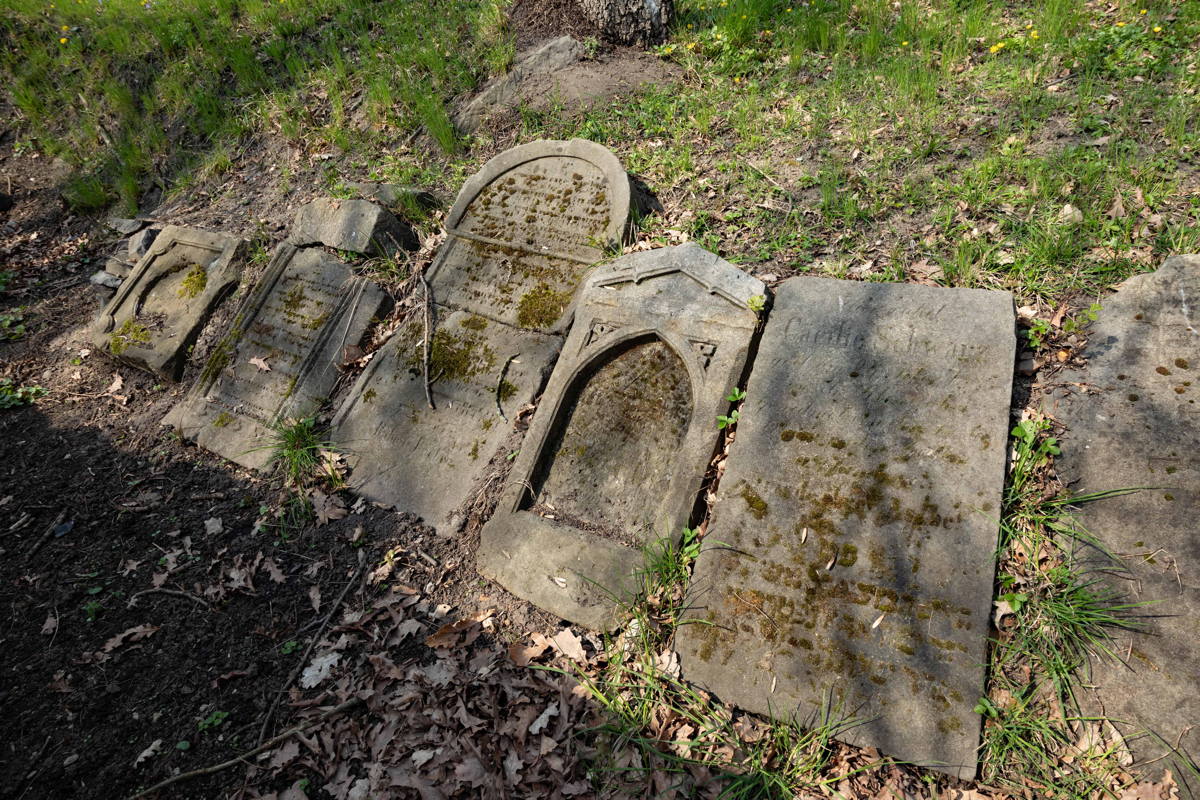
[495,353,518,422]
[126,697,363,800]
[256,563,366,746]
[127,588,211,610]
[416,549,439,567]
[25,510,66,561]
[419,273,435,410]
[731,590,780,634]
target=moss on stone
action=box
[109,317,151,355]
[516,282,570,329]
[212,411,235,428]
[177,263,208,299]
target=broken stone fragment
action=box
[105,216,147,235]
[453,37,584,134]
[104,257,133,279]
[127,226,161,261]
[89,270,121,289]
[287,198,417,255]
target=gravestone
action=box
[676,277,1015,779]
[426,138,630,332]
[479,244,763,630]
[163,244,385,469]
[1052,256,1199,795]
[92,225,246,380]
[331,140,631,531]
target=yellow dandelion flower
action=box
[1153,25,1162,31]
[741,14,747,19]
[1115,21,1125,27]
[59,36,68,43]
[1031,30,1039,39]
[1025,22,1032,29]
[686,41,696,49]
[786,6,793,10]
[687,23,693,28]
[764,29,772,35]
[733,76,741,83]
[61,24,69,30]
[901,40,909,46]
[1139,8,1147,13]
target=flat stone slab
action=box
[331,309,561,529]
[479,244,763,630]
[426,139,630,333]
[92,225,246,380]
[1052,255,1199,791]
[454,37,584,133]
[677,277,1015,779]
[164,244,385,469]
[288,198,416,255]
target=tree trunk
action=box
[577,0,674,46]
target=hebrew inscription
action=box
[677,277,1015,780]
[480,244,763,630]
[1053,255,1199,788]
[92,225,245,379]
[164,245,384,469]
[426,139,630,332]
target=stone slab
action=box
[677,277,1015,779]
[454,37,584,133]
[163,244,385,470]
[331,309,561,530]
[288,198,416,255]
[479,244,763,630]
[426,139,630,334]
[128,226,162,261]
[91,225,246,380]
[1052,256,1200,794]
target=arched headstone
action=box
[479,243,763,630]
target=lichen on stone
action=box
[109,317,151,355]
[176,263,208,299]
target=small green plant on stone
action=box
[258,417,330,488]
[176,263,208,299]
[280,639,301,655]
[0,378,48,409]
[1025,318,1053,349]
[197,710,229,732]
[717,387,746,429]
[1062,302,1102,335]
[747,294,766,313]
[109,317,151,355]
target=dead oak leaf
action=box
[550,628,587,662]
[310,490,348,526]
[249,356,271,371]
[103,623,160,652]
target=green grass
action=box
[256,415,336,488]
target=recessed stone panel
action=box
[164,244,385,469]
[426,139,630,333]
[1052,255,1200,792]
[676,277,1014,780]
[92,225,245,380]
[331,309,561,528]
[479,244,763,630]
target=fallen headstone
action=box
[479,243,763,630]
[677,277,1015,779]
[91,225,246,380]
[164,244,386,469]
[128,226,162,261]
[427,138,630,332]
[454,37,584,133]
[346,182,440,212]
[332,139,632,531]
[288,197,416,255]
[1053,255,1199,793]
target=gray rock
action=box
[1052,255,1200,795]
[163,244,386,470]
[454,37,584,134]
[479,244,763,630]
[677,277,1015,780]
[288,198,416,255]
[331,310,560,530]
[426,138,631,333]
[128,227,161,261]
[89,270,122,289]
[104,257,133,278]
[91,226,246,380]
[106,217,146,235]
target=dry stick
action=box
[25,510,66,561]
[126,697,363,800]
[419,273,435,409]
[255,563,366,747]
[494,354,518,422]
[127,588,211,610]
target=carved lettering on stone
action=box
[479,244,763,630]
[676,277,1015,779]
[163,244,385,469]
[1053,255,1200,790]
[92,225,245,379]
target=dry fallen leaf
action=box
[204,517,223,536]
[41,612,58,635]
[249,356,271,371]
[102,624,160,652]
[299,651,339,688]
[551,629,587,662]
[133,739,162,767]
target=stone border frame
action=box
[93,225,245,379]
[479,244,763,630]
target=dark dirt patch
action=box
[509,0,602,51]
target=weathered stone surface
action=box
[677,277,1015,779]
[479,244,763,630]
[331,310,560,528]
[104,256,134,278]
[163,244,385,469]
[89,270,121,289]
[427,138,630,333]
[454,37,584,133]
[288,198,416,255]
[106,216,147,235]
[92,225,246,380]
[1052,256,1200,793]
